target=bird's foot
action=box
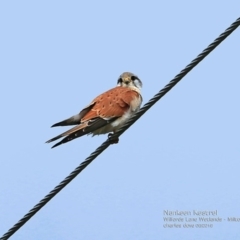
[108,133,119,144]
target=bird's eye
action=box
[118,78,123,84]
[131,76,138,81]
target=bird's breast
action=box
[91,94,142,136]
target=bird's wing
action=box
[51,102,95,127]
[48,117,118,148]
[81,87,140,121]
[46,87,141,148]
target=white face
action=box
[117,72,142,90]
[132,78,142,89]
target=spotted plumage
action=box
[46,72,143,148]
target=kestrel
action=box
[46,72,143,148]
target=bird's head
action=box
[117,72,142,90]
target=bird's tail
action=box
[46,122,88,148]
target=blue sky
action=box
[1,1,240,240]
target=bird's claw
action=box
[108,133,119,144]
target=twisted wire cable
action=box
[1,17,239,240]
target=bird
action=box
[46,72,143,148]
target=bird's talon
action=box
[108,133,119,144]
